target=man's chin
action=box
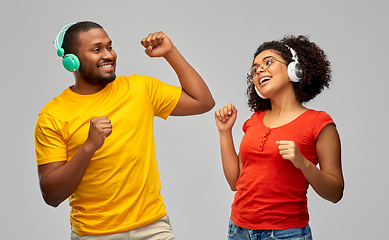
[95,74,116,86]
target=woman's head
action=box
[246,35,331,112]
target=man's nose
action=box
[102,49,114,60]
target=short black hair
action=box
[62,21,103,56]
[246,35,332,112]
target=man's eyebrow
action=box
[89,40,112,47]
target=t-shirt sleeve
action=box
[242,111,261,133]
[242,119,250,133]
[312,111,336,141]
[34,113,68,166]
[142,75,182,120]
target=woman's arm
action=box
[277,124,344,203]
[215,104,241,191]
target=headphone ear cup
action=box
[62,54,80,72]
[287,62,303,82]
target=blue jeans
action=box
[228,219,313,240]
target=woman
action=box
[215,35,344,240]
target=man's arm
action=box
[141,32,214,116]
[38,117,112,207]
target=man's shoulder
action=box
[114,74,162,92]
[39,90,69,115]
[115,74,157,83]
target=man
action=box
[35,21,214,239]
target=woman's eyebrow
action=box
[252,56,273,67]
[262,55,273,60]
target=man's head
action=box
[62,21,103,56]
[61,21,117,87]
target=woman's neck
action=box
[263,94,307,128]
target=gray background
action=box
[1,0,388,239]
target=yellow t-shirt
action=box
[34,74,182,235]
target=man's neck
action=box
[70,82,107,95]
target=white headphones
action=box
[255,45,303,99]
[255,86,267,99]
[286,45,303,82]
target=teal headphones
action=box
[54,23,80,72]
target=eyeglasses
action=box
[247,56,287,79]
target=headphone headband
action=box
[54,22,77,57]
[285,45,299,63]
[53,22,80,72]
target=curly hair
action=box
[62,21,103,56]
[246,35,332,112]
